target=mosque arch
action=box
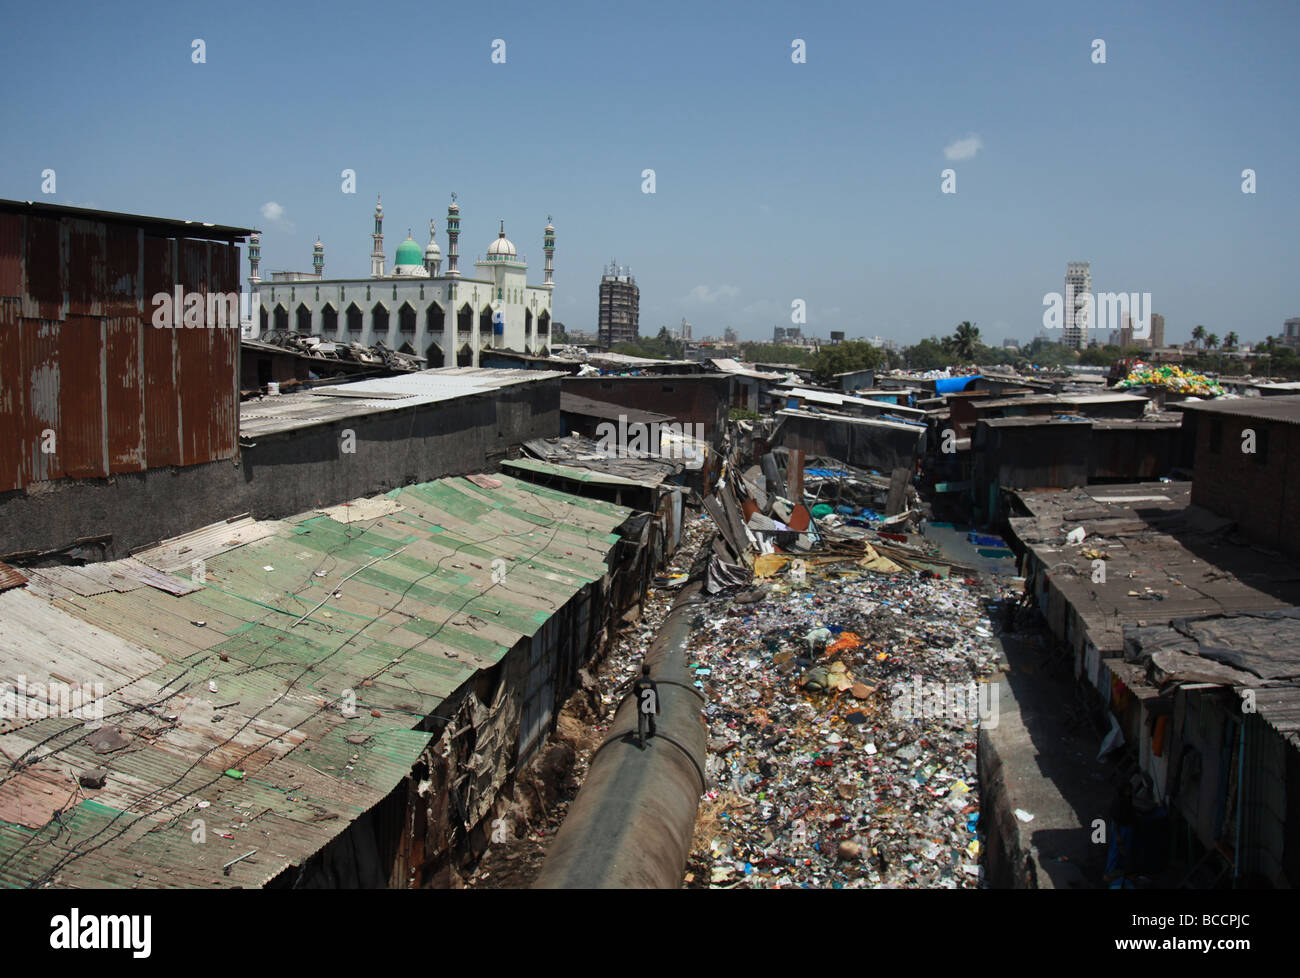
[398,302,417,344]
[371,302,390,343]
[524,308,533,351]
[345,302,364,340]
[424,342,445,368]
[479,305,495,347]
[296,302,312,334]
[273,303,289,332]
[320,303,338,336]
[456,302,473,336]
[258,304,269,334]
[426,302,445,335]
[456,344,474,367]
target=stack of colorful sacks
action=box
[1115,362,1224,397]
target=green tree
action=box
[1192,324,1207,349]
[951,321,981,360]
[904,336,957,370]
[1223,331,1238,350]
[809,341,885,385]
[1205,333,1219,350]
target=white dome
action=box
[487,230,516,257]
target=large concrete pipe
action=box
[534,581,708,888]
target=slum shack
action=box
[0,473,650,888]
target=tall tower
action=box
[1063,261,1091,349]
[543,216,555,289]
[371,195,386,278]
[598,260,639,348]
[424,218,442,275]
[248,231,261,285]
[446,194,461,277]
[312,236,324,278]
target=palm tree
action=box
[1205,333,1219,350]
[952,321,980,361]
[1192,325,1207,349]
[1224,331,1239,350]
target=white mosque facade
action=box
[247,195,555,367]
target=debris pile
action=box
[684,562,1001,888]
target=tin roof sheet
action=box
[0,473,629,888]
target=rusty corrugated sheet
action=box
[21,319,60,484]
[1,210,241,493]
[0,300,21,491]
[142,234,181,467]
[103,221,139,316]
[21,216,63,321]
[67,218,106,317]
[58,314,107,478]
[176,238,211,466]
[0,213,22,298]
[105,315,145,470]
[0,561,26,592]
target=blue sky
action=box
[2,0,1296,346]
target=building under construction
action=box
[597,261,639,348]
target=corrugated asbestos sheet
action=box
[0,473,629,888]
[0,202,246,492]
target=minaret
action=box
[248,231,261,285]
[424,218,441,275]
[446,194,461,277]
[371,195,385,278]
[312,236,324,278]
[542,216,555,289]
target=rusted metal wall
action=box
[0,206,244,492]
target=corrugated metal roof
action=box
[1178,394,1300,425]
[0,473,630,888]
[0,198,255,241]
[240,367,564,437]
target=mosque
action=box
[248,195,555,367]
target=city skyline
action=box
[1,1,1295,347]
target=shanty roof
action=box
[1007,481,1300,656]
[559,392,673,427]
[976,393,1149,410]
[0,198,256,241]
[521,435,696,482]
[1178,393,1300,425]
[240,367,564,437]
[0,474,630,888]
[708,358,786,381]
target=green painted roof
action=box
[0,474,632,888]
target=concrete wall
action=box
[0,380,560,561]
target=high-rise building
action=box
[1063,261,1091,349]
[598,261,639,347]
[1149,312,1165,349]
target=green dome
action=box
[394,236,422,267]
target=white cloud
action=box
[687,284,741,304]
[260,201,295,231]
[943,134,983,161]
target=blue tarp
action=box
[934,375,981,394]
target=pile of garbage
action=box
[1114,362,1224,397]
[684,558,1001,888]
